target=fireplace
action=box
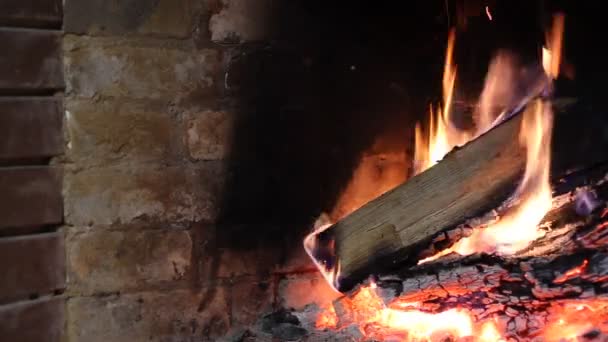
[2,1,608,342]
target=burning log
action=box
[304,14,608,341]
[310,102,608,293]
[316,164,608,341]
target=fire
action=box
[419,98,553,262]
[554,259,589,284]
[543,300,608,341]
[418,13,563,261]
[315,303,338,329]
[304,13,598,342]
[322,291,608,341]
[479,321,503,342]
[323,285,480,341]
[414,29,472,174]
[544,13,565,79]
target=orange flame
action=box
[419,14,563,263]
[323,286,480,340]
[317,286,608,341]
[543,299,608,341]
[420,98,554,263]
[414,29,472,174]
[307,13,593,342]
[544,13,565,79]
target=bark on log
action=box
[315,100,608,293]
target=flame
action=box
[414,29,472,174]
[543,299,608,341]
[420,98,553,262]
[317,286,608,341]
[544,13,565,79]
[479,321,503,342]
[419,13,563,262]
[306,13,591,342]
[475,51,525,135]
[322,285,480,341]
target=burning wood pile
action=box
[304,14,608,341]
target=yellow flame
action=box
[427,100,553,258]
[414,29,471,174]
[307,14,608,342]
[479,321,503,342]
[381,307,473,339]
[442,29,457,120]
[419,13,563,263]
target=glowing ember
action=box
[543,300,608,341]
[317,289,608,341]
[324,285,480,341]
[315,304,338,330]
[479,321,503,342]
[554,259,589,284]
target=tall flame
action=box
[544,13,565,79]
[419,14,562,262]
[414,29,472,174]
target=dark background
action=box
[216,0,607,249]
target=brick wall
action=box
[61,1,327,341]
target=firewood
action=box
[319,107,526,292]
[315,100,608,293]
[377,161,608,295]
[321,166,608,341]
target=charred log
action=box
[319,165,608,340]
[326,205,608,340]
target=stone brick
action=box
[64,36,222,100]
[67,288,230,342]
[209,0,275,43]
[66,99,179,166]
[66,229,192,294]
[278,273,340,310]
[186,109,233,160]
[231,278,274,326]
[64,0,198,38]
[64,163,225,226]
